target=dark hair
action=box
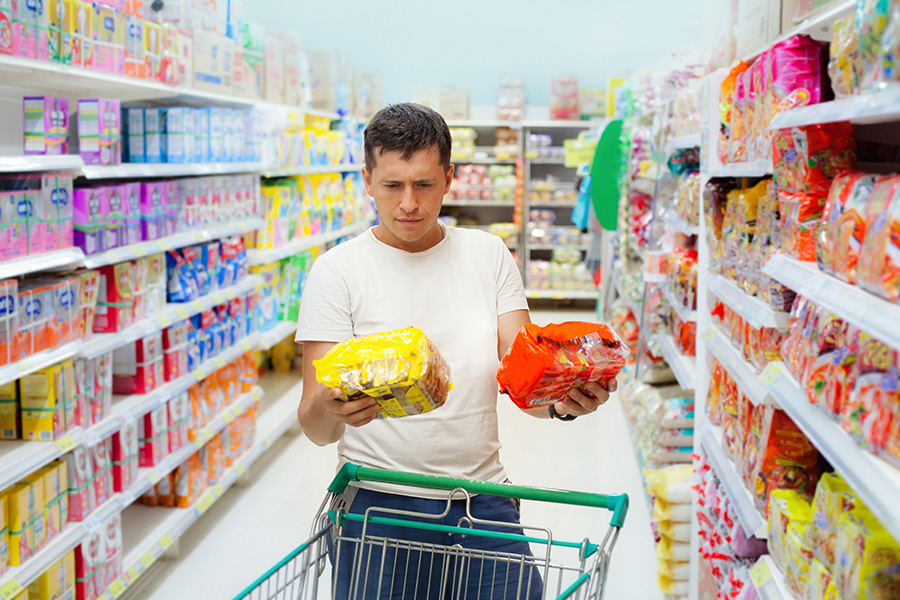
[364,103,452,172]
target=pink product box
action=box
[197,176,212,226]
[77,99,122,166]
[119,182,141,246]
[90,352,113,425]
[66,445,97,522]
[102,513,123,591]
[112,420,138,492]
[138,405,168,467]
[23,96,70,155]
[0,279,18,368]
[139,181,166,240]
[76,529,103,600]
[168,392,189,452]
[72,357,89,430]
[74,187,106,256]
[91,438,113,507]
[94,262,134,334]
[2,189,40,259]
[103,184,126,251]
[10,0,40,59]
[162,179,178,236]
[112,331,163,394]
[132,256,149,323]
[177,178,200,231]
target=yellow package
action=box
[272,337,294,373]
[314,327,452,419]
[834,507,900,600]
[657,520,690,543]
[42,462,68,543]
[768,489,812,571]
[21,362,74,441]
[644,465,693,504]
[0,492,8,574]
[653,497,692,523]
[0,382,18,439]
[28,549,74,600]
[8,479,45,565]
[784,522,815,598]
[809,557,836,600]
[810,472,859,571]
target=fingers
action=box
[605,377,619,393]
[326,393,381,427]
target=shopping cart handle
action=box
[328,463,629,528]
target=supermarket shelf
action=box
[656,333,696,390]
[763,253,900,349]
[442,200,516,207]
[247,221,369,266]
[0,247,85,280]
[708,274,791,330]
[741,0,854,62]
[82,219,265,269]
[705,328,776,407]
[699,422,768,539]
[80,162,266,179]
[0,54,338,117]
[661,286,697,322]
[525,289,597,300]
[661,211,699,236]
[523,120,592,129]
[769,85,900,129]
[446,119,523,129]
[0,385,264,596]
[256,321,298,351]
[452,157,518,165]
[0,155,84,173]
[763,361,900,543]
[752,556,797,600]
[82,276,262,360]
[95,385,297,600]
[708,160,772,178]
[0,340,84,389]
[665,134,701,152]
[527,201,578,208]
[263,163,364,178]
[528,158,568,165]
[528,244,589,251]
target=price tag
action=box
[175,307,190,320]
[18,356,38,373]
[192,231,206,242]
[159,534,174,550]
[235,463,246,476]
[0,579,24,600]
[213,292,227,304]
[140,552,156,569]
[195,492,216,515]
[251,388,263,401]
[750,559,773,588]
[156,314,173,328]
[213,483,225,497]
[125,568,140,583]
[108,579,126,597]
[201,427,213,441]
[55,434,77,453]
[192,369,205,382]
[191,300,205,312]
[154,240,170,252]
[133,246,149,258]
[83,430,101,446]
[240,340,253,352]
[146,469,162,485]
[84,515,102,534]
[193,436,205,450]
[213,356,225,368]
[262,438,272,450]
[223,411,235,424]
[759,363,782,386]
[703,327,717,342]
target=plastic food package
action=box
[858,0,892,90]
[752,407,821,512]
[844,332,899,455]
[834,506,900,600]
[730,70,749,163]
[497,322,628,409]
[772,123,856,196]
[767,489,812,570]
[784,522,816,597]
[765,36,825,148]
[829,15,861,97]
[780,191,827,262]
[719,62,749,164]
[822,171,880,282]
[315,327,452,419]
[857,173,900,301]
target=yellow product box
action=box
[8,478,45,565]
[28,549,74,600]
[0,381,18,439]
[11,590,27,600]
[21,363,71,442]
[0,492,8,574]
[42,462,68,543]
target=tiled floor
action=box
[131,308,663,600]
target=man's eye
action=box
[385,183,401,189]
[417,183,432,188]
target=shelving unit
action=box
[656,333,695,390]
[704,328,775,407]
[0,155,84,173]
[247,221,369,266]
[707,160,772,178]
[750,556,797,600]
[707,274,791,330]
[262,163,364,178]
[0,248,86,280]
[256,322,299,352]
[661,286,697,322]
[524,289,597,300]
[81,162,267,179]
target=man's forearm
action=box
[297,399,345,446]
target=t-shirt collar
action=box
[368,222,449,257]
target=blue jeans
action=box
[328,487,544,599]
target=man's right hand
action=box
[320,388,381,428]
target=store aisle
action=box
[132,308,661,600]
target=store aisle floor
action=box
[131,308,662,600]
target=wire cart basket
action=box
[234,463,629,600]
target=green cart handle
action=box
[328,463,628,529]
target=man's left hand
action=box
[553,378,619,418]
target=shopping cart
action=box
[234,462,629,600]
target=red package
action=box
[138,405,169,467]
[805,311,844,409]
[780,191,827,262]
[821,172,880,282]
[719,61,749,164]
[497,322,629,409]
[857,173,900,301]
[708,357,725,426]
[752,407,821,514]
[772,122,856,195]
[844,333,898,451]
[823,324,861,420]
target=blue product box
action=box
[163,108,186,164]
[144,108,164,163]
[209,108,224,162]
[183,109,196,163]
[123,108,145,163]
[193,108,207,162]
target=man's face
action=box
[363,146,453,252]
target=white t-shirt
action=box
[295,224,529,497]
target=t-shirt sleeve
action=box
[495,237,529,316]
[295,254,354,343]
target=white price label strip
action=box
[0,580,24,600]
[759,363,782,386]
[750,559,772,588]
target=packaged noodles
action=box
[314,327,452,419]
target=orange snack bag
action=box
[780,191,827,262]
[719,61,749,164]
[857,174,900,301]
[819,171,879,280]
[497,322,628,409]
[772,123,856,196]
[844,333,898,451]
[752,407,821,513]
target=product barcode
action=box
[1,429,13,438]
[40,431,52,440]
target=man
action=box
[296,103,616,598]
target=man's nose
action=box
[398,188,418,213]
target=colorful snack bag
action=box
[316,327,453,418]
[828,15,861,98]
[717,61,745,162]
[168,392,189,452]
[784,522,816,598]
[765,35,825,142]
[772,123,856,196]
[834,506,900,600]
[844,332,898,451]
[857,173,900,300]
[809,472,858,571]
[821,323,860,420]
[752,407,821,513]
[825,171,880,282]
[730,70,749,163]
[768,489,813,570]
[805,311,844,409]
[858,0,891,90]
[779,191,826,262]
